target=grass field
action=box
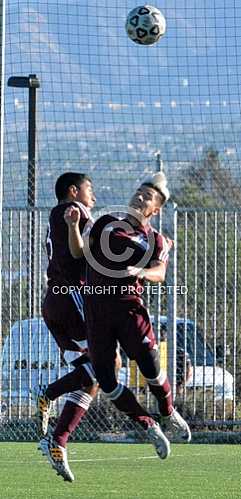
[0,442,240,499]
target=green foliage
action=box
[174,182,219,208]
[175,147,241,208]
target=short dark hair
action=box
[55,172,92,201]
[141,182,166,206]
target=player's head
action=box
[129,172,169,219]
[55,172,96,208]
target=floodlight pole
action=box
[7,74,40,318]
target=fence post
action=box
[0,0,6,416]
[166,202,177,400]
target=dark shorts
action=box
[85,299,157,366]
[42,287,87,361]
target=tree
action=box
[177,147,241,208]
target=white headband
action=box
[142,172,170,202]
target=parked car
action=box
[1,314,234,417]
[119,315,233,400]
[1,318,69,415]
[159,316,234,400]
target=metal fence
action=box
[0,206,240,442]
[172,207,241,427]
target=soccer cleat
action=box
[36,386,51,436]
[49,440,74,482]
[146,422,171,460]
[164,409,191,443]
[39,436,74,482]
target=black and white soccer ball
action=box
[125,5,166,45]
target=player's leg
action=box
[38,292,98,481]
[36,355,95,435]
[119,303,191,443]
[133,347,174,416]
[39,358,98,482]
[40,382,98,482]
[86,301,170,460]
[38,291,91,435]
[51,364,97,448]
[86,299,155,430]
[38,349,120,478]
[42,348,121,403]
[49,348,122,449]
[136,348,191,443]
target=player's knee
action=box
[102,383,124,401]
[85,383,99,398]
[146,369,167,386]
[70,363,96,388]
[93,363,117,394]
[136,347,161,380]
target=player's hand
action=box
[127,266,145,278]
[158,235,174,267]
[64,206,80,227]
[162,235,174,253]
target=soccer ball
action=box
[125,5,166,45]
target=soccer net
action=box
[4,0,241,209]
[1,1,241,440]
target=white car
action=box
[1,318,69,414]
[159,316,234,400]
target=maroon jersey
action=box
[46,201,92,287]
[86,214,170,301]
[43,201,93,356]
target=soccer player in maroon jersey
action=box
[37,172,98,481]
[65,172,191,460]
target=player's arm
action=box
[142,260,167,282]
[64,206,84,258]
[127,260,167,283]
[127,235,173,283]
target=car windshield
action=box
[176,323,214,366]
[159,320,214,366]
